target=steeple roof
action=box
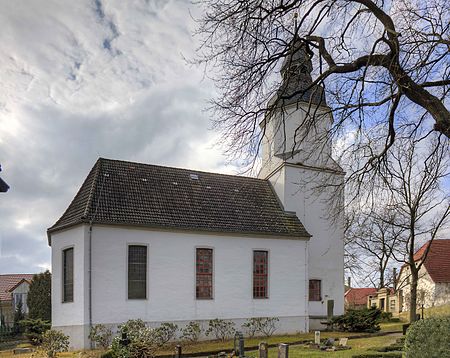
[276,36,327,107]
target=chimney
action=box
[393,268,397,291]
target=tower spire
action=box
[278,36,326,106]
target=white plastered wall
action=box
[51,225,309,349]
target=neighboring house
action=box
[397,239,450,312]
[344,288,377,310]
[48,38,345,349]
[0,274,34,325]
[367,287,402,317]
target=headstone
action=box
[174,344,182,358]
[314,331,321,345]
[13,348,33,354]
[259,342,268,358]
[324,338,335,346]
[339,338,348,347]
[327,300,334,321]
[278,343,289,358]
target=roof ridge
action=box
[83,158,103,221]
[98,157,265,182]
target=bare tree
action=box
[194,0,449,173]
[374,135,449,322]
[346,205,403,288]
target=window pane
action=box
[128,245,147,299]
[309,279,321,301]
[63,248,74,302]
[196,248,213,299]
[253,251,268,298]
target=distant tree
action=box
[14,300,25,334]
[27,271,51,322]
[346,205,403,288]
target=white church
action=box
[48,39,344,349]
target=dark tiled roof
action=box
[48,158,310,239]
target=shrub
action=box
[100,351,114,358]
[242,317,279,337]
[404,317,450,358]
[154,322,178,347]
[331,308,381,332]
[27,270,51,322]
[20,318,51,345]
[205,319,235,341]
[110,319,159,358]
[180,321,202,343]
[89,324,113,350]
[380,311,393,322]
[351,354,402,358]
[13,301,25,334]
[40,329,69,358]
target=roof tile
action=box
[48,158,310,238]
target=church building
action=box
[48,39,344,349]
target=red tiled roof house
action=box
[344,288,377,310]
[0,274,34,325]
[397,239,450,311]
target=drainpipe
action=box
[88,223,93,349]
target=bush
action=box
[13,301,25,334]
[331,308,381,332]
[20,318,51,345]
[380,311,393,322]
[205,319,235,341]
[404,317,450,358]
[40,329,69,358]
[89,324,113,350]
[27,270,51,322]
[242,317,279,337]
[351,354,402,358]
[154,322,178,347]
[110,319,159,358]
[180,321,202,343]
[100,351,114,358]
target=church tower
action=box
[258,37,345,327]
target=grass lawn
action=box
[0,329,403,358]
[245,334,403,358]
[399,303,450,321]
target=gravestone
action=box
[327,300,334,321]
[314,331,321,345]
[259,342,268,358]
[339,338,348,347]
[278,343,289,358]
[174,345,182,358]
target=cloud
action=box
[0,0,237,273]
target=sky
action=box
[0,0,240,274]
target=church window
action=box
[253,250,268,298]
[196,248,213,299]
[63,247,74,302]
[309,279,321,301]
[128,245,147,299]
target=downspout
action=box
[304,241,309,332]
[88,222,93,349]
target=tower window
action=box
[309,279,321,301]
[63,247,74,302]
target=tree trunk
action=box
[409,268,419,323]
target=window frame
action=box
[309,279,322,301]
[62,247,74,303]
[253,250,269,299]
[195,247,214,300]
[127,244,148,300]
